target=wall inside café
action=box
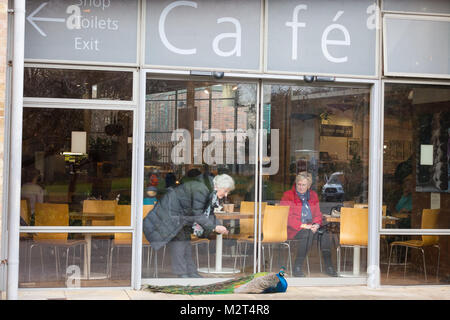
[0,0,7,250]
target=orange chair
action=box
[232,201,266,270]
[28,203,87,281]
[236,205,292,274]
[336,207,368,274]
[109,205,161,278]
[387,209,440,281]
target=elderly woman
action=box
[281,171,337,277]
[143,172,234,278]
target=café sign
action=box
[25,0,379,77]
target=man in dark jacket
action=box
[143,173,233,278]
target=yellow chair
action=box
[336,207,368,274]
[231,201,266,270]
[387,209,440,281]
[227,201,266,240]
[108,205,161,278]
[237,205,292,274]
[82,199,118,227]
[28,203,87,281]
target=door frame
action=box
[138,69,380,288]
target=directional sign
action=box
[25,0,138,64]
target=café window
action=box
[23,68,133,101]
[20,108,134,226]
[383,83,449,230]
[381,83,449,285]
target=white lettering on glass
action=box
[170,125,278,174]
[212,17,242,57]
[321,11,350,63]
[366,2,380,30]
[285,4,307,60]
[66,5,81,30]
[159,1,198,55]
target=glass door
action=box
[141,76,259,280]
[261,82,371,279]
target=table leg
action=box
[84,234,92,279]
[215,234,223,272]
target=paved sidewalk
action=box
[11,285,450,300]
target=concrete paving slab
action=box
[11,285,450,300]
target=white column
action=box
[7,0,26,300]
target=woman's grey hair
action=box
[213,174,235,191]
[295,171,312,188]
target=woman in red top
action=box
[281,172,337,277]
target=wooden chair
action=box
[237,205,292,274]
[336,207,368,274]
[231,201,267,270]
[387,209,440,281]
[82,199,117,227]
[108,205,161,278]
[28,203,87,281]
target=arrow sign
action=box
[27,2,65,37]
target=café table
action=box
[198,211,256,274]
[322,214,399,276]
[69,212,115,280]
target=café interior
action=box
[18,69,449,288]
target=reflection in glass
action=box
[380,235,448,286]
[383,84,449,229]
[21,108,133,227]
[24,68,133,100]
[262,84,370,278]
[144,79,257,278]
[19,232,132,288]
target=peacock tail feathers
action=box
[144,270,288,295]
[145,273,268,295]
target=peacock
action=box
[145,268,288,295]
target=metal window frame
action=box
[16,65,140,289]
[382,13,450,79]
[138,69,261,287]
[138,69,380,288]
[380,78,450,238]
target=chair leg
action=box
[306,255,310,276]
[336,246,341,274]
[421,248,427,282]
[435,245,440,282]
[153,249,158,278]
[387,244,394,279]
[403,247,409,279]
[195,244,200,269]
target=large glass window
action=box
[19,107,133,288]
[382,83,449,285]
[262,83,370,278]
[24,68,133,100]
[143,78,257,279]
